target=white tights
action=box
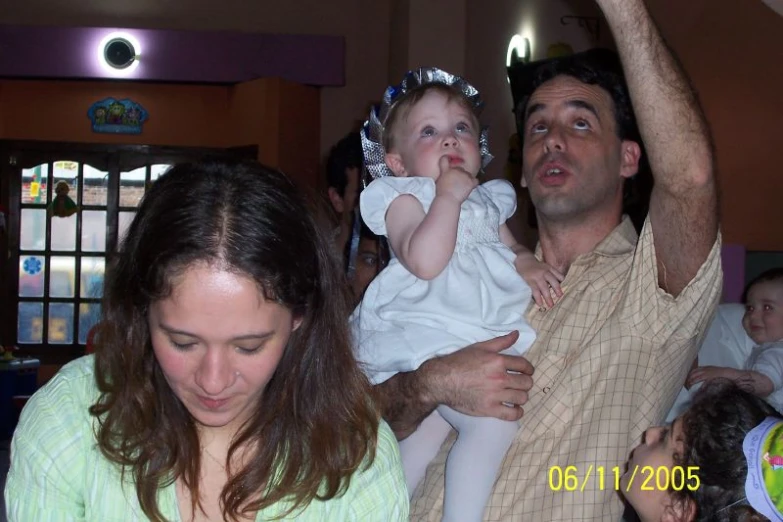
[398,406,520,522]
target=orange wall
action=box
[645,0,783,251]
[0,78,321,187]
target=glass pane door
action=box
[17,160,106,348]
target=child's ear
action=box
[662,497,696,522]
[385,153,407,177]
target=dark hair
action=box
[743,267,783,303]
[383,83,481,152]
[326,131,364,196]
[90,160,379,521]
[514,48,640,146]
[673,380,777,521]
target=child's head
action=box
[382,83,482,181]
[623,380,778,522]
[743,267,783,344]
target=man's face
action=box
[350,236,386,303]
[520,75,639,224]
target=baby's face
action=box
[743,280,783,344]
[386,90,481,181]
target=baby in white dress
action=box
[351,68,562,521]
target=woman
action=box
[5,160,408,521]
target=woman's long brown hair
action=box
[89,160,379,521]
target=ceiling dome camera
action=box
[103,38,136,69]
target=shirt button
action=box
[543,386,551,394]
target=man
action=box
[325,131,363,269]
[350,221,389,305]
[374,0,721,519]
[326,131,389,302]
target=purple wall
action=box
[0,25,344,86]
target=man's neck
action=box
[537,212,623,275]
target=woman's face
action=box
[148,262,301,435]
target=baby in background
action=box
[687,267,783,413]
[351,68,562,522]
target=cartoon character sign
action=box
[88,98,148,134]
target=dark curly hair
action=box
[672,380,778,521]
[90,159,380,521]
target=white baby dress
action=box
[351,176,536,384]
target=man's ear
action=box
[327,187,345,214]
[620,140,642,179]
[385,153,407,177]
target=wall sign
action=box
[88,98,148,134]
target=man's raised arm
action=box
[598,0,719,296]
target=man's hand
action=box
[422,331,534,421]
[435,156,477,205]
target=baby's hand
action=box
[685,365,738,389]
[514,252,564,309]
[435,156,478,204]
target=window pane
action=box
[21,164,48,204]
[81,210,106,252]
[120,167,146,208]
[81,257,105,298]
[52,160,79,204]
[83,165,109,206]
[150,164,172,183]
[79,303,102,345]
[17,302,43,344]
[50,256,75,298]
[118,211,136,249]
[20,209,46,250]
[18,256,45,298]
[50,213,77,251]
[48,303,74,344]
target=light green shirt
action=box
[5,355,409,521]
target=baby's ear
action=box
[385,153,407,177]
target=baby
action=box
[687,268,783,412]
[351,68,562,521]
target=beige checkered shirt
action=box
[410,216,723,521]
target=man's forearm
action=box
[374,369,437,440]
[599,0,713,188]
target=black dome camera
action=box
[103,38,136,69]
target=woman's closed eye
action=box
[170,338,197,351]
[236,344,263,355]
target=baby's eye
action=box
[421,126,435,137]
[764,304,774,312]
[456,122,471,133]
